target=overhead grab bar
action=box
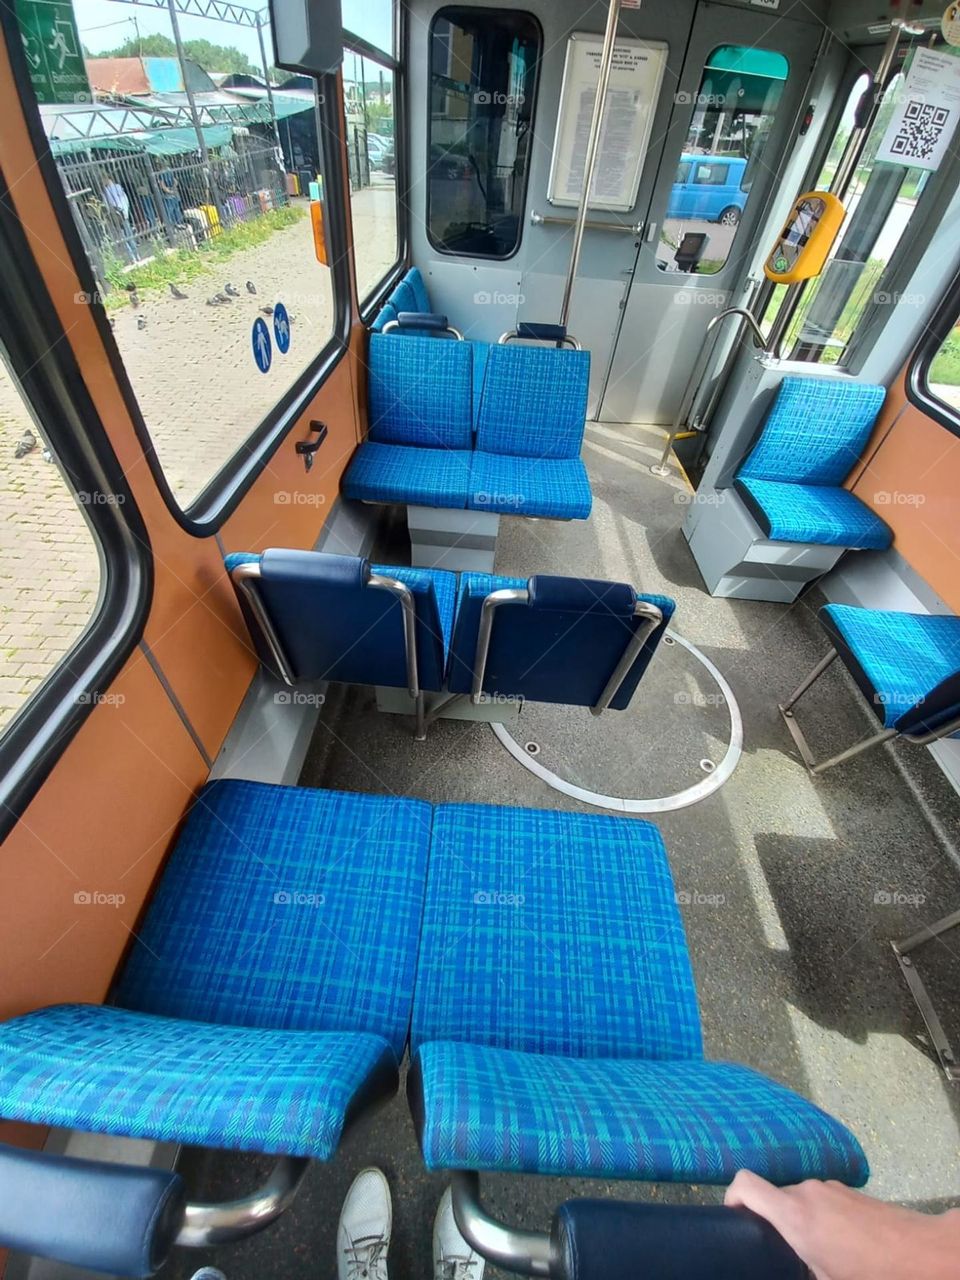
[531,209,643,236]
[652,307,768,475]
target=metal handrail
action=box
[531,209,643,236]
[652,307,768,474]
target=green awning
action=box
[49,123,235,157]
[705,47,789,81]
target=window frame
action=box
[9,9,353,538]
[0,161,153,840]
[343,27,408,318]
[425,4,543,263]
[907,264,960,439]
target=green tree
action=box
[95,32,258,76]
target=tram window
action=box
[657,46,789,276]
[771,70,931,364]
[0,356,101,736]
[911,308,960,434]
[56,5,337,511]
[427,6,541,260]
[344,49,400,302]
[342,0,395,55]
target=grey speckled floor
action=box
[164,423,960,1280]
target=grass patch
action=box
[103,205,306,310]
[930,329,960,387]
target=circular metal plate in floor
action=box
[490,631,742,813]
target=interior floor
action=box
[164,422,960,1280]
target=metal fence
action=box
[56,139,289,291]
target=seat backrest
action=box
[406,265,431,313]
[737,376,885,487]
[446,573,674,709]
[227,549,450,691]
[368,332,473,449]
[388,278,418,315]
[475,345,590,459]
[371,300,398,332]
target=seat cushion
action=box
[411,804,703,1060]
[737,377,885,486]
[343,442,472,509]
[368,333,473,449]
[735,477,892,549]
[820,605,960,733]
[117,780,432,1056]
[374,563,457,662]
[411,1042,869,1186]
[475,345,590,459]
[468,452,592,519]
[0,1005,396,1159]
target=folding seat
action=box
[226,548,456,738]
[780,603,960,773]
[468,343,592,521]
[444,572,673,711]
[409,802,868,1269]
[0,777,433,1269]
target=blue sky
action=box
[74,0,393,69]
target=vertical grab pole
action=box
[557,0,623,330]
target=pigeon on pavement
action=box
[14,430,36,459]
[137,315,147,330]
[224,282,240,297]
[260,304,274,316]
[245,280,257,295]
[169,283,188,300]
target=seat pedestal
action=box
[408,505,499,573]
[375,686,521,724]
[684,487,844,603]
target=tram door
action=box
[517,0,821,423]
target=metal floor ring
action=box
[490,630,743,813]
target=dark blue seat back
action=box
[228,549,449,691]
[737,376,885,486]
[368,333,473,449]
[447,573,674,708]
[475,345,590,459]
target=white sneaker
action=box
[433,1186,485,1280]
[337,1167,392,1280]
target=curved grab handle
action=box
[551,1200,810,1280]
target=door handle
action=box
[295,421,328,472]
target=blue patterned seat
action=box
[475,344,590,461]
[410,803,868,1186]
[819,605,960,735]
[367,333,473,450]
[732,376,891,551]
[467,451,592,519]
[734,477,893,549]
[0,780,433,1157]
[342,441,473,509]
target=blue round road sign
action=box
[273,302,291,355]
[252,317,272,373]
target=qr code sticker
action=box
[889,100,951,161]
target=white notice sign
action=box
[876,47,960,172]
[547,33,669,212]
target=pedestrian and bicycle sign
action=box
[252,318,272,373]
[15,0,90,106]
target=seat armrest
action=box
[551,1201,810,1280]
[0,1143,185,1278]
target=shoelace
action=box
[343,1233,388,1280]
[440,1253,482,1280]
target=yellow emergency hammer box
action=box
[763,191,845,284]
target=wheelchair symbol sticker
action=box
[273,302,291,355]
[252,317,272,373]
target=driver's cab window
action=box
[658,45,789,276]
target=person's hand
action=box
[725,1169,960,1280]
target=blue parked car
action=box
[667,154,748,226]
